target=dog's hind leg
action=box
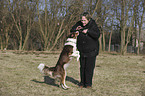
[63,71,69,88]
[60,78,67,89]
[61,83,68,90]
[60,71,69,90]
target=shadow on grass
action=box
[31,76,79,88]
[31,76,59,87]
[66,76,79,85]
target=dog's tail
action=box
[37,63,45,73]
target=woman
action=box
[70,12,100,88]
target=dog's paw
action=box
[64,85,70,89]
[61,84,69,90]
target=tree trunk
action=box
[120,0,132,55]
[120,0,125,55]
[22,24,31,50]
[137,0,145,55]
[108,30,113,52]
[99,34,102,52]
[102,30,105,51]
[0,36,3,50]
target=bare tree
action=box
[108,19,113,52]
[0,0,13,50]
[7,0,35,50]
[22,1,36,50]
[1,0,145,54]
[36,0,84,51]
[137,0,145,55]
[92,0,103,52]
[119,0,135,55]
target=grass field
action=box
[0,51,145,96]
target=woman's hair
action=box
[80,12,91,20]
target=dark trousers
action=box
[79,56,96,87]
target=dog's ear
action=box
[67,33,73,38]
[71,34,74,37]
[67,32,78,38]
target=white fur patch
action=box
[64,63,70,70]
[64,38,80,61]
[37,63,45,73]
[64,38,76,48]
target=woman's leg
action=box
[79,56,86,86]
[85,56,96,87]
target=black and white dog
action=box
[37,32,79,89]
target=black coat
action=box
[70,19,100,57]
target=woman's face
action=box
[81,16,89,26]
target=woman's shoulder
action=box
[88,19,98,28]
[90,19,97,25]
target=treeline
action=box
[0,0,145,55]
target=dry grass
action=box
[0,51,145,96]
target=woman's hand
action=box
[76,26,83,30]
[76,31,79,36]
[82,29,88,34]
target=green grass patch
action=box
[0,51,145,96]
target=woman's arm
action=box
[87,24,100,40]
[70,21,82,33]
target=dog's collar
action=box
[64,38,76,46]
[66,38,76,44]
